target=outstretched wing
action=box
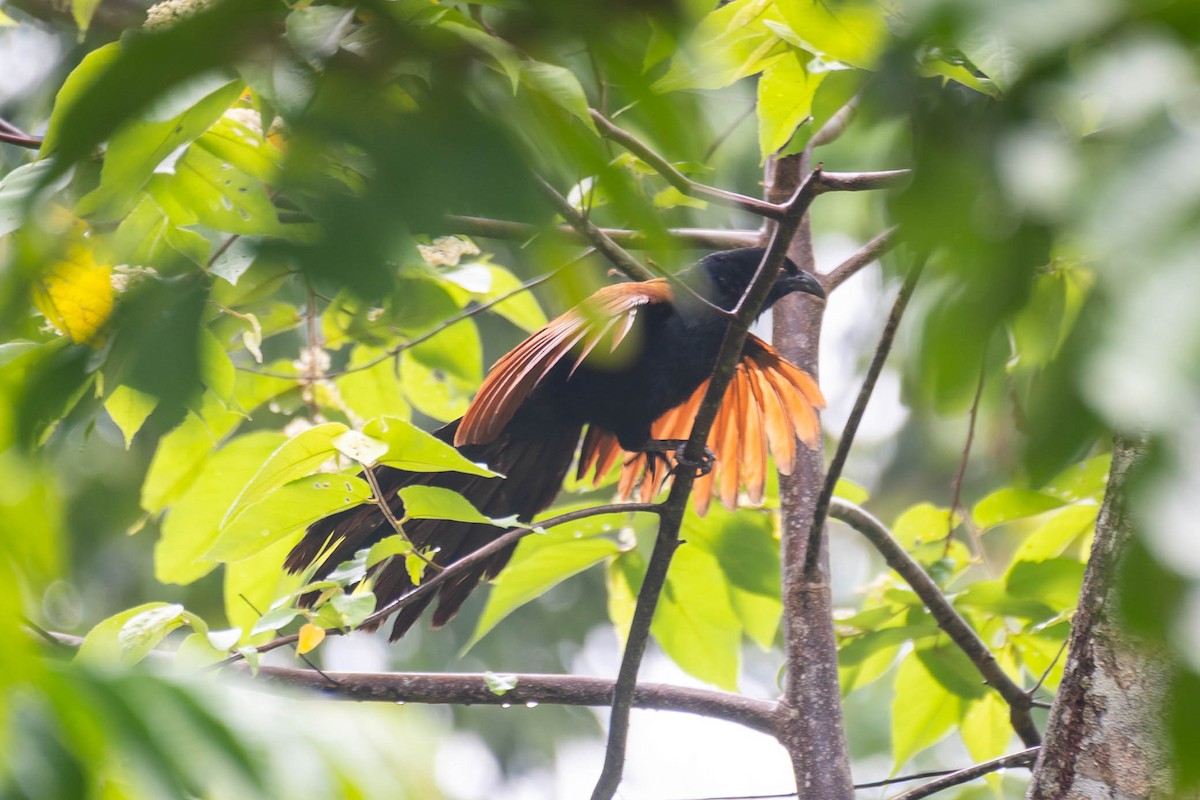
[456,279,673,447]
[577,334,824,515]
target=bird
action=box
[284,247,827,640]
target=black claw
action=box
[672,444,716,478]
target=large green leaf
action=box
[362,416,497,476]
[892,502,959,549]
[519,61,596,130]
[77,77,243,218]
[398,485,495,525]
[141,394,245,513]
[774,0,888,69]
[653,544,743,690]
[892,648,964,768]
[464,528,621,652]
[220,422,348,529]
[1006,558,1086,610]
[655,0,784,92]
[334,347,411,424]
[1008,503,1097,566]
[757,50,823,160]
[973,488,1066,529]
[156,431,287,585]
[207,474,371,562]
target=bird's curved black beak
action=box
[784,271,826,300]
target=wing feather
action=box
[595,333,824,514]
[457,280,672,446]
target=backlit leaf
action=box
[973,488,1066,529]
[33,245,113,346]
[892,648,964,767]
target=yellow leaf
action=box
[296,623,326,655]
[33,244,114,346]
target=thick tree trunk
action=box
[767,153,855,798]
[1028,435,1176,799]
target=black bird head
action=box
[690,247,825,313]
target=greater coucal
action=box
[285,247,826,639]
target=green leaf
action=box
[285,5,354,67]
[77,603,184,665]
[104,384,158,449]
[398,486,495,525]
[78,78,243,218]
[224,535,304,635]
[1010,263,1094,369]
[334,346,411,424]
[332,430,389,467]
[363,416,497,477]
[141,393,244,513]
[38,43,121,157]
[653,545,743,690]
[961,692,1013,765]
[955,580,1058,622]
[1042,454,1111,501]
[156,431,286,585]
[519,61,596,130]
[973,488,1066,529]
[833,477,869,505]
[916,645,989,700]
[220,422,348,529]
[1009,503,1097,566]
[71,0,102,33]
[207,474,372,562]
[607,550,645,647]
[0,161,71,238]
[366,534,413,567]
[757,50,823,161]
[331,592,376,627]
[892,648,964,768]
[654,0,783,92]
[198,327,236,403]
[1006,558,1086,610]
[400,334,478,421]
[478,264,548,333]
[484,672,519,696]
[150,142,283,235]
[774,0,888,69]
[464,531,619,651]
[892,502,959,549]
[441,20,522,92]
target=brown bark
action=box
[768,153,855,798]
[1028,435,1176,799]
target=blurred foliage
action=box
[0,0,1197,796]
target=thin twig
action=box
[803,259,925,579]
[1028,638,1070,697]
[236,258,579,380]
[890,747,1040,800]
[946,362,986,558]
[813,169,910,194]
[0,130,44,149]
[703,102,757,162]
[824,225,898,290]
[209,502,662,669]
[359,465,443,573]
[444,215,762,251]
[828,498,1041,747]
[589,109,787,220]
[591,173,817,800]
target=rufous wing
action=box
[578,334,825,515]
[456,280,673,447]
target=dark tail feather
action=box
[284,418,580,640]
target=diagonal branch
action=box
[803,258,924,579]
[589,109,786,220]
[890,747,1040,800]
[534,173,656,282]
[824,225,899,290]
[444,215,762,251]
[590,172,818,800]
[828,498,1040,746]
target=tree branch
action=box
[813,169,911,194]
[590,169,818,800]
[534,174,657,282]
[444,215,761,251]
[35,630,778,735]
[589,109,786,220]
[824,225,898,290]
[890,747,1040,800]
[0,130,43,150]
[828,498,1041,746]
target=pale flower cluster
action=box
[143,0,216,30]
